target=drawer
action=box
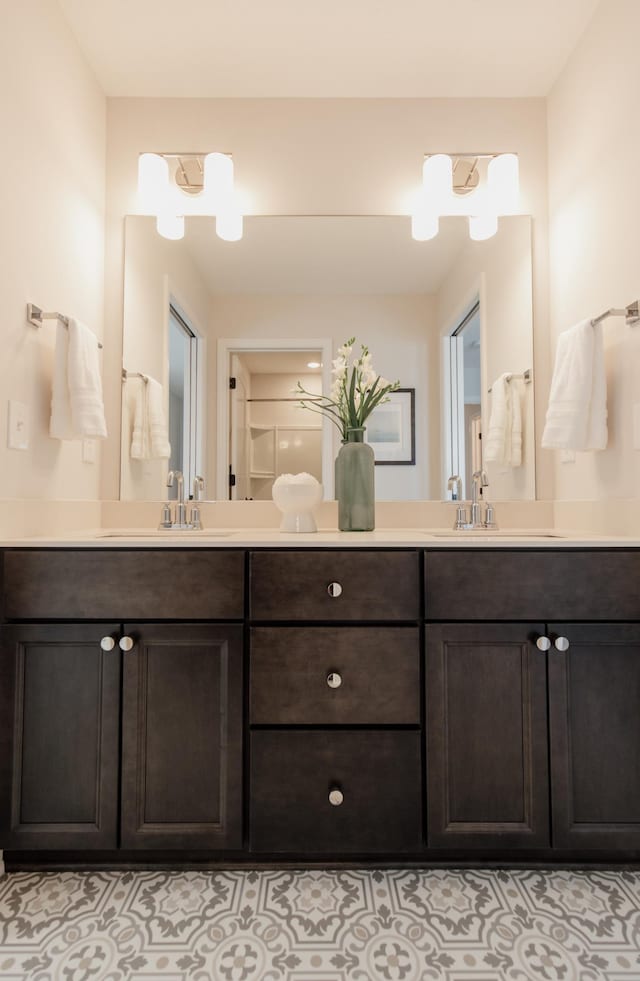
[3,550,244,620]
[250,550,420,621]
[251,730,421,853]
[251,626,420,724]
[425,549,640,621]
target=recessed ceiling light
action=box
[307,361,322,369]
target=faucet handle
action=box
[192,475,205,501]
[447,474,462,501]
[484,502,498,530]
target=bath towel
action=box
[542,319,607,451]
[130,375,171,459]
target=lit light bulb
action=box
[204,152,234,211]
[411,211,439,241]
[156,212,185,240]
[138,153,169,213]
[488,153,519,214]
[468,214,498,241]
[422,154,453,205]
[216,209,243,242]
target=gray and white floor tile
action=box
[1,868,640,979]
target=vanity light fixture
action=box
[411,153,519,242]
[137,152,243,241]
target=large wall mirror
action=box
[120,214,534,502]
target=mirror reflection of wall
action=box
[167,304,201,498]
[229,351,323,500]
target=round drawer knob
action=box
[100,636,115,652]
[535,636,551,652]
[328,787,344,806]
[554,636,570,652]
[119,636,135,652]
[327,582,343,598]
[327,672,342,689]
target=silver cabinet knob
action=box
[327,672,342,689]
[327,582,343,598]
[535,636,552,652]
[119,636,135,652]
[554,636,570,652]
[100,636,115,652]
[328,787,344,806]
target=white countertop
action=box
[1,528,638,547]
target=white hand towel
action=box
[50,319,106,439]
[542,319,607,451]
[49,323,74,439]
[484,373,522,467]
[67,319,107,438]
[130,376,171,460]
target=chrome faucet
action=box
[190,476,205,530]
[159,470,190,529]
[470,469,488,528]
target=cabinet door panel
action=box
[426,623,549,848]
[549,623,640,849]
[121,624,243,849]
[0,624,120,849]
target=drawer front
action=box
[4,550,244,620]
[251,626,420,724]
[250,730,422,853]
[425,549,640,621]
[250,550,420,621]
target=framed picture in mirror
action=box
[366,388,415,465]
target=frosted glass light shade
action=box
[156,212,185,240]
[138,153,169,213]
[411,211,439,241]
[488,153,519,213]
[422,154,453,206]
[216,209,243,242]
[468,213,498,241]
[204,152,234,207]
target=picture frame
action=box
[365,388,415,465]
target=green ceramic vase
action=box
[335,427,375,531]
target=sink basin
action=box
[427,530,565,539]
[98,529,234,538]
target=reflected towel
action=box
[50,319,107,439]
[130,375,171,459]
[484,373,522,467]
[542,319,607,451]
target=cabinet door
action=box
[121,623,243,849]
[549,623,640,849]
[426,623,549,849]
[0,624,120,850]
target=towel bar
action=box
[591,301,640,327]
[27,303,104,349]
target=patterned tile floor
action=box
[1,868,640,980]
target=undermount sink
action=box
[98,529,234,538]
[428,530,565,539]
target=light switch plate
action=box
[7,400,29,450]
[82,438,97,464]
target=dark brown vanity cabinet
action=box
[0,549,245,854]
[249,550,423,854]
[425,550,640,854]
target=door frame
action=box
[216,337,334,501]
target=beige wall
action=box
[548,0,640,512]
[0,0,106,502]
[104,97,550,500]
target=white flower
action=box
[337,343,353,359]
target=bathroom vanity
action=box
[1,539,640,870]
